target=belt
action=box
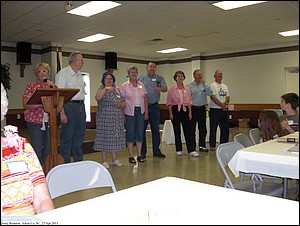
[70,100,84,103]
[148,102,158,106]
[192,105,205,109]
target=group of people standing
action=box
[94,62,231,167]
[21,51,298,170]
[93,62,168,168]
[21,52,232,168]
[166,69,230,157]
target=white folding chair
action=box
[249,128,260,145]
[216,142,283,197]
[46,160,117,199]
[234,133,253,148]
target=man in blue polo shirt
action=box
[187,69,213,153]
[138,62,167,159]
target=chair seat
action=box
[234,180,283,197]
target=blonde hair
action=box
[34,62,51,76]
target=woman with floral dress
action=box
[93,71,126,168]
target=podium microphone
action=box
[43,78,53,88]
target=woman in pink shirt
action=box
[22,63,57,166]
[120,66,148,163]
[166,71,199,157]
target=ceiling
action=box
[1,1,299,60]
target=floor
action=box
[19,126,299,208]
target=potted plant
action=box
[1,63,12,91]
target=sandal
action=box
[137,156,145,162]
[129,157,136,164]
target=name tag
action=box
[152,78,156,82]
[7,160,29,174]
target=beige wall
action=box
[1,43,298,109]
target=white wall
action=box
[202,52,299,104]
[1,44,298,109]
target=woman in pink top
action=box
[121,66,148,163]
[166,71,199,157]
[23,63,57,166]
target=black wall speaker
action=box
[16,42,32,64]
[105,52,117,70]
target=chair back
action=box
[46,160,117,199]
[234,133,253,148]
[216,142,245,188]
[249,128,260,145]
[216,142,283,197]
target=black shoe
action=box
[153,153,166,158]
[199,147,209,152]
[141,154,146,159]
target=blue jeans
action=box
[125,107,144,143]
[59,102,86,163]
[27,122,50,165]
[141,103,161,155]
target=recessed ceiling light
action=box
[157,47,188,54]
[279,29,299,37]
[67,1,121,17]
[78,33,113,42]
[213,1,266,10]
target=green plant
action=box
[1,63,12,91]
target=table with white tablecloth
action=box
[228,132,299,198]
[162,118,220,145]
[31,176,299,225]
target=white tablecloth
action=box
[162,119,220,145]
[228,132,299,198]
[228,132,299,179]
[33,176,299,225]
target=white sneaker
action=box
[176,151,183,156]
[113,160,122,167]
[102,162,109,168]
[189,151,199,157]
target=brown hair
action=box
[281,93,299,110]
[258,110,285,142]
[173,70,185,81]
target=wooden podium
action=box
[27,88,79,174]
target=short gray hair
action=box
[127,66,138,74]
[68,51,82,64]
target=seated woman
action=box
[1,83,54,215]
[258,110,285,143]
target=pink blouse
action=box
[120,81,147,116]
[23,80,57,124]
[166,84,192,111]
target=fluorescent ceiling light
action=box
[279,29,299,37]
[213,1,266,10]
[157,47,188,54]
[67,1,121,17]
[78,33,113,42]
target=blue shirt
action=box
[138,74,167,104]
[187,81,213,106]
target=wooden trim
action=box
[7,103,281,115]
[229,104,280,111]
[7,109,25,114]
[159,104,281,111]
